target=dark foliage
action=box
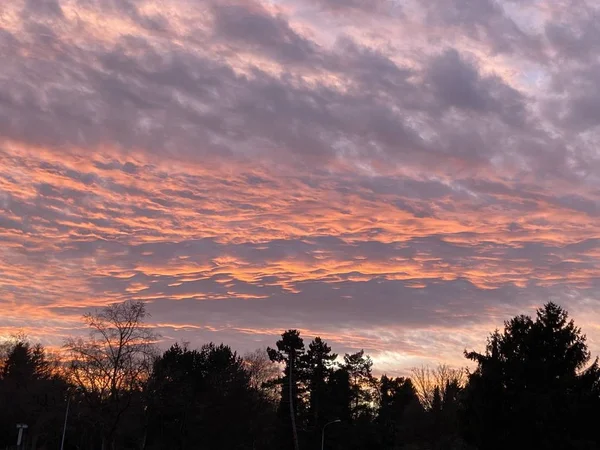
[0,339,68,449]
[2,302,599,450]
[145,342,276,450]
[462,302,600,450]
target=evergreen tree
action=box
[268,330,306,450]
[462,302,600,450]
[0,338,67,449]
[146,342,274,450]
[377,375,422,449]
[343,350,376,419]
[304,337,337,428]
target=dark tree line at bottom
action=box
[1,301,599,450]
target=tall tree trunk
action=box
[289,352,300,450]
[140,418,148,450]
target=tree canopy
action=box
[2,301,600,450]
[463,302,600,450]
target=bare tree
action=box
[64,301,158,450]
[410,364,466,410]
[243,348,280,402]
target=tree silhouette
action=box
[243,347,280,403]
[377,375,423,448]
[463,302,600,450]
[343,350,376,420]
[64,301,158,450]
[268,330,306,450]
[410,364,466,411]
[0,338,67,449]
[2,301,600,450]
[304,337,337,428]
[324,366,352,429]
[145,342,272,450]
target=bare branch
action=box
[62,300,159,446]
[410,363,467,410]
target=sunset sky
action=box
[2,0,600,374]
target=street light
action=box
[321,419,341,450]
[60,387,82,450]
[60,395,71,450]
[16,423,28,448]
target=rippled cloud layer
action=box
[2,0,600,373]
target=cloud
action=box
[211,3,319,64]
[424,0,542,57]
[23,0,64,18]
[308,0,400,14]
[425,48,526,126]
[544,8,600,62]
[1,0,600,373]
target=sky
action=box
[1,0,600,374]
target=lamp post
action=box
[16,423,28,448]
[60,395,71,450]
[321,419,341,450]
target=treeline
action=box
[1,301,600,450]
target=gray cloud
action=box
[425,0,543,57]
[426,48,526,126]
[23,0,64,18]
[211,3,319,64]
[2,0,600,371]
[309,0,401,15]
